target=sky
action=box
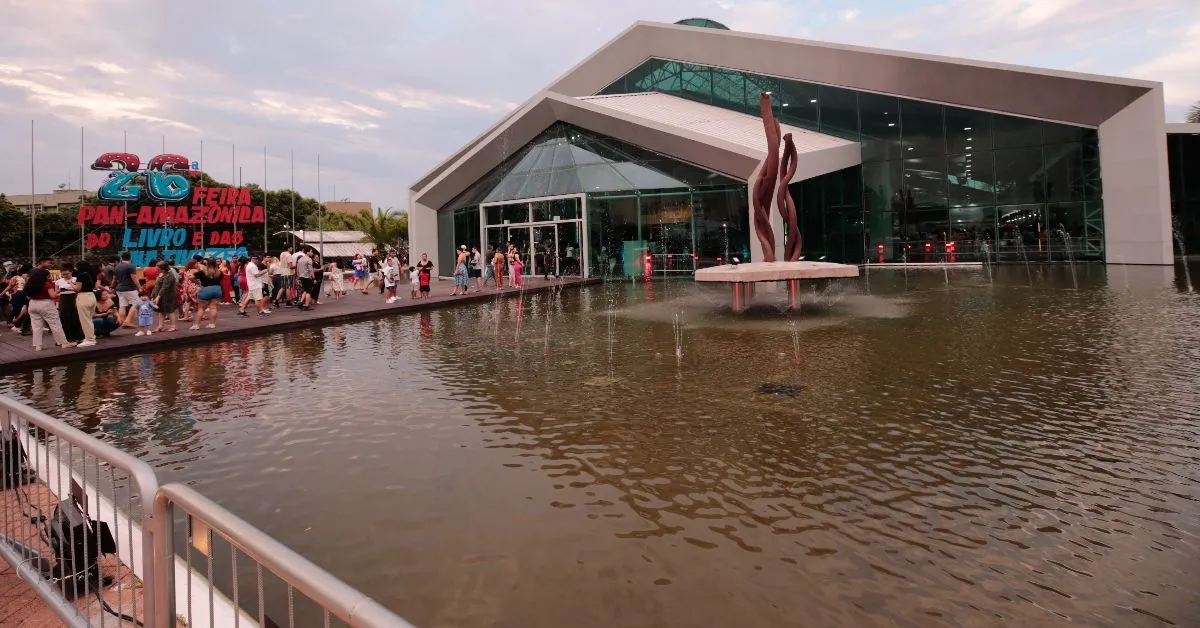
[0,0,1197,212]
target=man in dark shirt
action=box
[113,251,138,328]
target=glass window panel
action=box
[516,170,552,199]
[484,174,527,203]
[576,164,635,193]
[530,145,557,171]
[550,141,574,168]
[945,107,991,154]
[743,73,778,117]
[436,211,454,272]
[640,194,693,255]
[862,160,903,213]
[550,198,579,220]
[865,212,900,254]
[859,92,901,162]
[1082,136,1103,201]
[676,63,713,104]
[996,204,1045,247]
[994,147,1046,204]
[1180,134,1200,200]
[500,203,527,224]
[900,99,945,158]
[777,79,819,131]
[1169,135,1183,200]
[531,201,552,222]
[710,68,747,112]
[627,59,670,92]
[1047,202,1086,237]
[1043,123,1093,146]
[818,85,859,139]
[693,189,749,261]
[993,114,1043,149]
[548,167,581,197]
[948,152,996,207]
[903,156,949,210]
[612,162,688,190]
[949,205,994,242]
[1044,142,1085,203]
[588,195,640,276]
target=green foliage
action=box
[1188,101,1200,124]
[356,208,407,256]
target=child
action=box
[135,295,155,336]
[511,252,524,288]
[384,261,398,303]
[409,266,419,299]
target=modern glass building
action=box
[410,19,1178,276]
[1168,124,1200,253]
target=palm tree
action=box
[356,208,406,256]
[1188,101,1200,124]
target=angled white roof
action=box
[579,92,854,157]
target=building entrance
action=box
[481,194,588,278]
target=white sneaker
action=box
[135,331,145,336]
[205,323,216,329]
[77,339,97,347]
[60,342,78,348]
[261,309,272,314]
[189,325,200,330]
[146,331,153,336]
[386,297,396,304]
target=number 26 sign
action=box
[91,152,197,203]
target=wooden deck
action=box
[0,276,596,374]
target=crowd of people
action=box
[0,240,548,354]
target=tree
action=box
[1188,101,1200,124]
[356,208,406,256]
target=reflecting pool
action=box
[3,264,1199,627]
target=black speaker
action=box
[47,498,117,597]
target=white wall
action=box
[1098,88,1173,265]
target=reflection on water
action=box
[4,264,1200,627]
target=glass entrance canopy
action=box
[442,123,742,209]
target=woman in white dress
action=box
[326,260,346,300]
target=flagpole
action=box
[200,139,205,255]
[317,153,323,258]
[263,146,268,255]
[290,149,295,250]
[80,126,85,259]
[30,120,35,261]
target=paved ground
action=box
[1,480,145,627]
[0,276,594,374]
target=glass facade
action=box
[600,58,1106,263]
[1168,132,1200,253]
[440,123,748,276]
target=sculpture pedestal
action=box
[695,261,860,312]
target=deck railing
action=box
[0,394,415,627]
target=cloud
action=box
[246,90,384,131]
[1130,20,1200,119]
[0,0,1196,212]
[372,87,517,112]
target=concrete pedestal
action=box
[696,261,860,312]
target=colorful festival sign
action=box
[81,151,261,266]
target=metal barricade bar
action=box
[154,483,415,628]
[0,394,160,626]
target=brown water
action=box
[3,264,1199,627]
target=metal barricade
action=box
[0,394,160,626]
[154,483,415,628]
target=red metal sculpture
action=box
[778,133,801,261]
[752,93,803,263]
[751,93,780,262]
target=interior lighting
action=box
[965,146,972,150]
[888,123,895,127]
[810,99,817,103]
[964,127,972,131]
